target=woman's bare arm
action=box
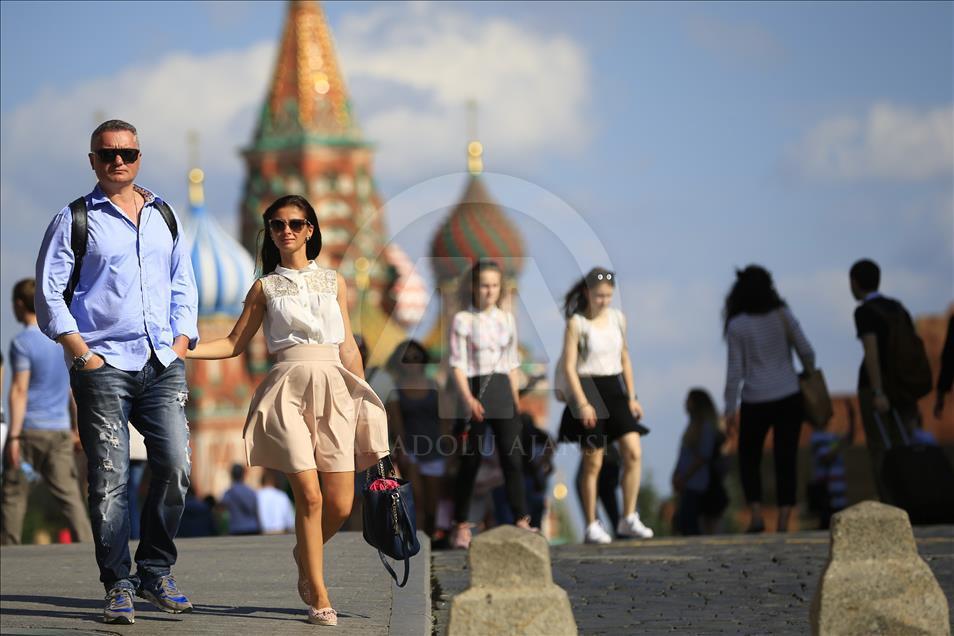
[336,273,365,379]
[187,280,266,359]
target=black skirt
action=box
[452,373,519,434]
[559,374,650,448]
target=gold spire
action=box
[260,0,358,140]
[467,100,483,175]
[187,130,204,207]
[188,169,205,208]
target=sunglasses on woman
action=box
[268,219,312,233]
[93,148,140,164]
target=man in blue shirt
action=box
[1,278,93,545]
[218,464,262,536]
[35,120,199,625]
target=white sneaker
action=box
[584,520,613,544]
[617,512,654,539]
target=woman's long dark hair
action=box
[458,259,504,309]
[563,267,615,319]
[722,264,786,335]
[683,388,719,449]
[258,195,322,276]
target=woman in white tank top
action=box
[557,268,653,544]
[188,195,389,626]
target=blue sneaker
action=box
[104,586,136,624]
[137,574,193,613]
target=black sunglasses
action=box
[93,148,140,164]
[268,218,312,233]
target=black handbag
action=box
[361,459,421,587]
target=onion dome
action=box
[429,166,525,283]
[383,243,428,329]
[430,113,524,283]
[183,169,257,317]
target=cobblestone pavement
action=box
[431,527,954,635]
[0,532,430,636]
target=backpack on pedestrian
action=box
[64,196,177,307]
[870,302,932,404]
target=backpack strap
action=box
[154,199,179,242]
[63,196,178,308]
[65,197,88,308]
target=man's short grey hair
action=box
[90,120,138,150]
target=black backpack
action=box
[64,196,178,307]
[870,301,933,403]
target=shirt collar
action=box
[274,260,318,279]
[863,291,882,302]
[89,183,158,206]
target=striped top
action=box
[724,307,815,413]
[449,307,520,378]
[810,431,848,511]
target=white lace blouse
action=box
[260,261,344,353]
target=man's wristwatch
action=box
[72,351,94,370]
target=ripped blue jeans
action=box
[71,355,190,591]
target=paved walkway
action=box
[3,527,951,635]
[0,532,430,636]
[432,526,954,635]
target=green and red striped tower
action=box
[238,0,390,300]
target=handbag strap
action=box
[377,492,417,587]
[363,458,396,489]
[777,308,810,373]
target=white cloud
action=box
[0,0,593,394]
[790,103,954,182]
[0,43,275,352]
[335,2,592,182]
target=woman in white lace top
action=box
[188,195,389,626]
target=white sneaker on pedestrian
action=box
[617,512,654,539]
[584,520,613,544]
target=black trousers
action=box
[453,374,528,523]
[738,392,803,507]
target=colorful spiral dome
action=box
[183,169,257,317]
[429,175,525,283]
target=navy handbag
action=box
[361,459,421,587]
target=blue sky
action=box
[1,2,951,511]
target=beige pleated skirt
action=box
[243,344,390,474]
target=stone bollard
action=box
[810,501,950,636]
[448,525,578,635]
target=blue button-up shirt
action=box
[35,184,199,372]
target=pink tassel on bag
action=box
[369,478,400,492]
